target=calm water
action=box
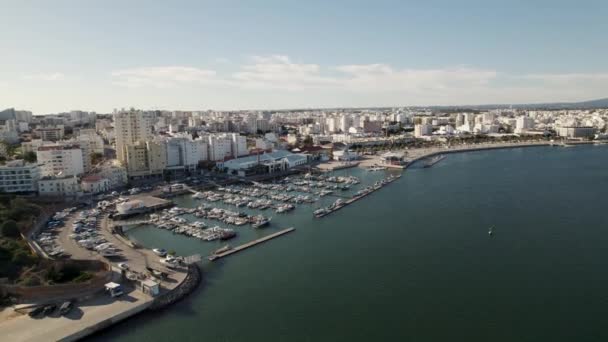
[91,145,608,342]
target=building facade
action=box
[0,160,40,193]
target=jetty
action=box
[316,174,401,218]
[208,227,296,261]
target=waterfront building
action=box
[81,175,111,194]
[557,126,596,138]
[38,175,80,197]
[37,144,85,177]
[219,150,308,176]
[208,134,233,161]
[515,116,535,134]
[125,141,167,179]
[0,160,40,193]
[98,161,128,188]
[414,124,433,137]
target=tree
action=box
[1,220,20,238]
[90,152,103,165]
[302,135,313,146]
[22,151,37,163]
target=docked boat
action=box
[367,166,387,172]
[252,217,271,229]
[153,248,168,257]
[313,208,328,217]
[192,192,205,199]
[219,230,237,240]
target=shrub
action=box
[1,220,19,238]
[73,271,93,283]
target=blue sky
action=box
[2,0,607,113]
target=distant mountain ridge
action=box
[432,97,608,110]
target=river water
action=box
[90,145,608,341]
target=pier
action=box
[209,227,296,261]
[316,175,401,218]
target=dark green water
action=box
[91,145,608,341]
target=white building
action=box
[515,116,535,134]
[414,124,433,137]
[0,160,40,193]
[220,150,307,176]
[35,125,64,142]
[98,161,128,188]
[38,175,80,197]
[81,175,111,194]
[230,133,248,157]
[208,135,233,161]
[37,144,85,177]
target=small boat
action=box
[192,192,205,199]
[252,217,271,229]
[153,248,167,256]
[488,227,493,236]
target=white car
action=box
[117,263,129,270]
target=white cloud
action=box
[23,72,65,81]
[108,56,608,106]
[232,55,337,90]
[111,66,217,88]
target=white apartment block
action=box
[37,144,85,177]
[0,160,39,193]
[208,135,234,161]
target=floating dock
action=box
[208,227,296,261]
[315,175,401,218]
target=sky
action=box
[1,0,608,114]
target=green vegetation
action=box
[46,264,92,284]
[1,220,19,238]
[0,197,41,283]
[91,152,103,165]
[22,151,37,163]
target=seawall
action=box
[404,143,553,169]
[149,263,202,310]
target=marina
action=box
[314,174,401,218]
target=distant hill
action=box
[444,98,608,111]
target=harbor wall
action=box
[149,264,201,310]
[404,143,553,169]
[59,300,153,342]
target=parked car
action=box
[118,263,129,270]
[42,304,57,316]
[28,306,44,318]
[59,301,73,315]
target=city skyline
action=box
[2,0,608,113]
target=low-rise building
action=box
[81,175,111,194]
[38,175,80,197]
[219,150,308,176]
